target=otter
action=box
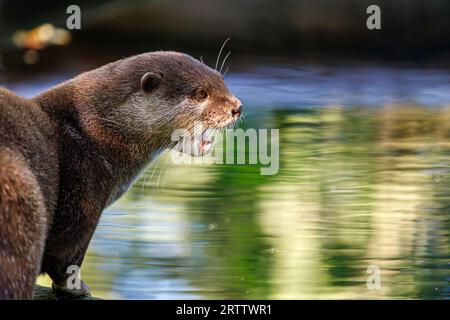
[0,51,242,299]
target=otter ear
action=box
[141,72,162,93]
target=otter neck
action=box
[33,81,163,204]
[34,80,159,154]
[33,81,77,122]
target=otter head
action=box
[90,51,242,157]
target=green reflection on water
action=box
[78,105,449,299]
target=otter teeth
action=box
[201,139,212,154]
[200,129,214,154]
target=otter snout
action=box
[231,104,243,117]
[230,97,243,118]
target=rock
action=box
[33,285,101,300]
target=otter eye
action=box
[195,89,208,100]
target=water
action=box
[8,64,450,299]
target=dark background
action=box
[1,0,449,79]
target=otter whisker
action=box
[215,37,231,71]
[159,152,178,191]
[222,65,230,77]
[140,148,162,198]
[239,113,246,128]
[90,115,144,134]
[141,161,161,197]
[161,162,177,191]
[156,165,163,190]
[139,169,151,199]
[219,51,231,74]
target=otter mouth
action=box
[176,97,242,157]
[170,121,237,157]
[199,116,241,155]
[199,128,215,155]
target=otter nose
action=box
[231,104,243,117]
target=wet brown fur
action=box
[0,52,241,299]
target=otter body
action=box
[0,52,242,299]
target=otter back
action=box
[0,88,58,299]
